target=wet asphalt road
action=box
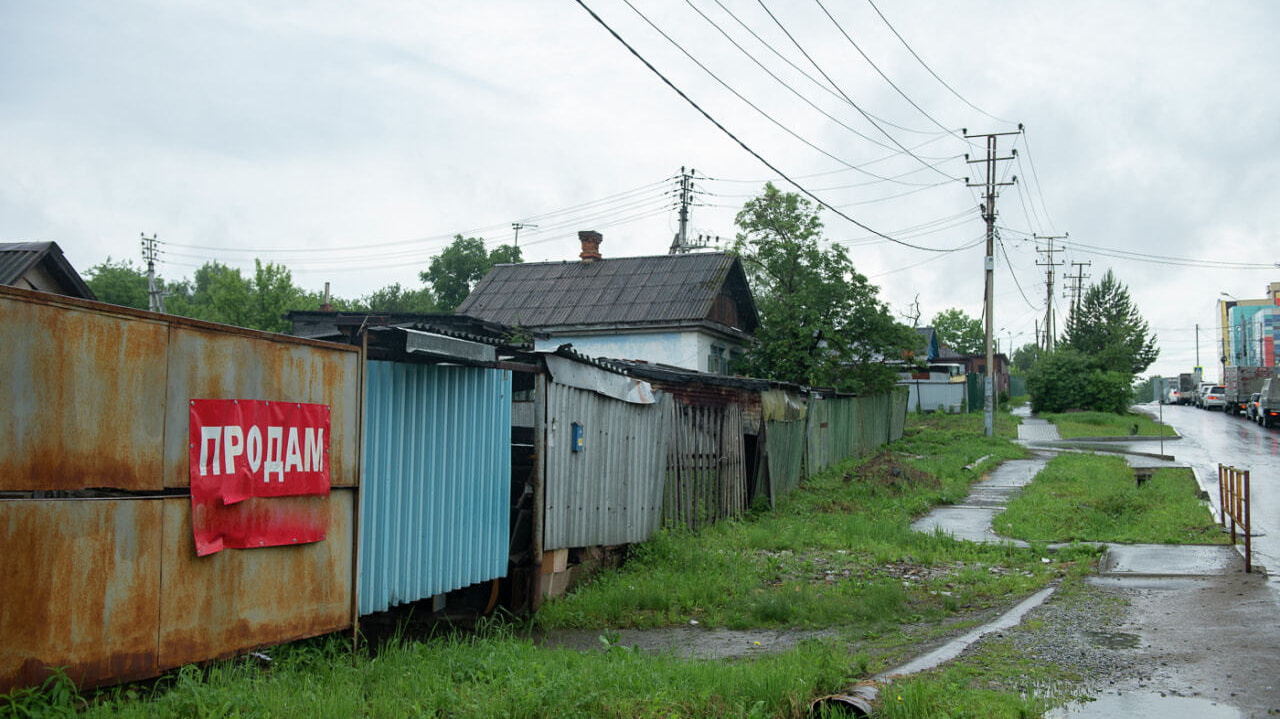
[1136,401,1279,574]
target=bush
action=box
[1026,349,1132,414]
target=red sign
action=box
[189,399,331,556]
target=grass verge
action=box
[871,578,1125,719]
[994,453,1227,544]
[77,629,855,719]
[535,409,1098,637]
[1038,410,1176,439]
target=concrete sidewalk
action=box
[910,450,1280,717]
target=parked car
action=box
[1202,385,1227,411]
[1246,392,1262,422]
[1194,382,1215,408]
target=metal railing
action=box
[1217,464,1252,573]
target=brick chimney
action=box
[578,230,603,262]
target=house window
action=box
[708,344,728,374]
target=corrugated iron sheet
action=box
[663,402,746,530]
[543,383,668,550]
[808,392,909,475]
[158,492,354,669]
[359,361,512,615]
[889,387,908,439]
[0,499,162,693]
[760,419,807,507]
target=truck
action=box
[1258,378,1280,428]
[1223,366,1279,415]
[1177,373,1196,404]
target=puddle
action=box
[1080,630,1140,649]
[1047,692,1244,718]
[534,626,838,660]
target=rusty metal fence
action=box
[1217,463,1252,573]
[0,286,361,693]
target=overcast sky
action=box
[4,1,1278,380]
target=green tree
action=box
[166,260,320,332]
[1062,269,1159,374]
[1026,348,1132,414]
[355,282,437,314]
[421,235,523,312]
[930,308,984,355]
[84,258,151,310]
[1011,342,1040,373]
[731,183,918,394]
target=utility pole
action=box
[1035,233,1067,352]
[140,233,164,313]
[1063,260,1091,318]
[668,167,701,254]
[965,128,1019,437]
[511,222,537,249]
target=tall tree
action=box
[165,260,320,332]
[930,307,984,355]
[421,235,523,312]
[84,258,150,309]
[355,282,437,314]
[732,183,918,394]
[1061,269,1159,374]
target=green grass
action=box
[994,453,1227,544]
[77,629,856,719]
[869,578,1120,719]
[535,408,1099,634]
[1038,410,1176,439]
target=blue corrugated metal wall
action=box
[359,361,512,616]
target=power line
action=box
[812,0,963,139]
[704,0,951,139]
[620,0,952,185]
[1018,126,1057,231]
[574,0,964,253]
[681,0,949,163]
[864,0,1013,125]
[753,0,963,181]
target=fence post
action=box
[1244,469,1252,573]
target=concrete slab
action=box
[1101,544,1245,576]
[1017,419,1061,442]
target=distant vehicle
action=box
[1177,373,1197,404]
[1194,382,1215,408]
[1246,392,1262,422]
[1202,385,1227,411]
[1258,379,1280,428]
[1223,366,1278,415]
[1166,388,1180,405]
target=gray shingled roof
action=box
[457,252,758,332]
[0,241,96,300]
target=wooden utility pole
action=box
[965,129,1019,437]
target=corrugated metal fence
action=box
[359,361,512,616]
[542,382,668,550]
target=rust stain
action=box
[0,296,168,491]
[0,500,161,693]
[157,492,353,670]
